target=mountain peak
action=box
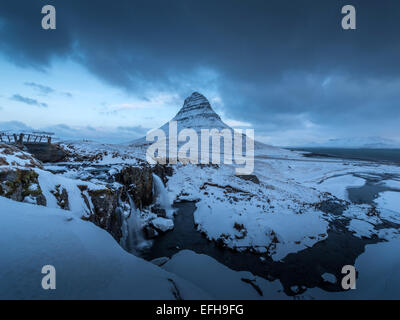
[173,92,223,124]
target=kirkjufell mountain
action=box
[170,92,230,132]
[129,92,288,158]
[130,92,231,147]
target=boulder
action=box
[0,169,46,206]
[151,217,174,232]
[235,174,260,184]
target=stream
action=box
[140,200,379,296]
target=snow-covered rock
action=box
[152,217,174,232]
[321,273,337,284]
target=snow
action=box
[167,163,329,260]
[2,92,400,299]
[0,144,42,169]
[60,141,141,165]
[152,217,174,232]
[321,273,337,284]
[151,257,170,267]
[36,168,105,217]
[384,180,400,190]
[301,136,400,149]
[162,250,287,300]
[348,219,377,238]
[316,174,365,200]
[374,192,400,223]
[0,196,210,299]
[194,200,328,261]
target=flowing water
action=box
[152,173,175,218]
[121,194,149,254]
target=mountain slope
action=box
[129,92,292,158]
[130,92,230,148]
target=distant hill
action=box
[299,137,400,149]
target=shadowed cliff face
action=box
[23,143,67,163]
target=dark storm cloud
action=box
[1,0,400,139]
[10,94,48,108]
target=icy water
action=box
[348,177,395,204]
[291,147,400,165]
[142,201,377,296]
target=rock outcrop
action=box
[79,186,123,242]
[0,169,46,206]
[23,143,67,163]
[115,166,154,209]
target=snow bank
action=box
[383,180,400,190]
[167,163,329,260]
[347,219,376,238]
[316,175,365,200]
[194,200,328,261]
[36,168,105,217]
[374,191,400,223]
[0,196,209,299]
[162,250,287,300]
[152,217,174,232]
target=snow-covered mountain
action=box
[130,92,230,147]
[302,137,400,149]
[129,91,288,157]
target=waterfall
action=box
[120,193,149,254]
[152,174,175,218]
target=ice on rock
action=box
[151,217,174,232]
[322,273,337,284]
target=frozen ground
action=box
[1,196,291,300]
[1,139,400,299]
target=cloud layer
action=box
[1,0,399,144]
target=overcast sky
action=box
[0,0,399,145]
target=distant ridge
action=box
[298,137,400,149]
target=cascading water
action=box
[152,174,175,218]
[120,193,149,254]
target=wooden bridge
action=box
[0,132,54,145]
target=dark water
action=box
[291,148,400,165]
[142,201,378,296]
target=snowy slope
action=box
[130,92,230,147]
[163,250,287,300]
[0,196,210,300]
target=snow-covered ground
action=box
[0,196,208,299]
[1,196,291,300]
